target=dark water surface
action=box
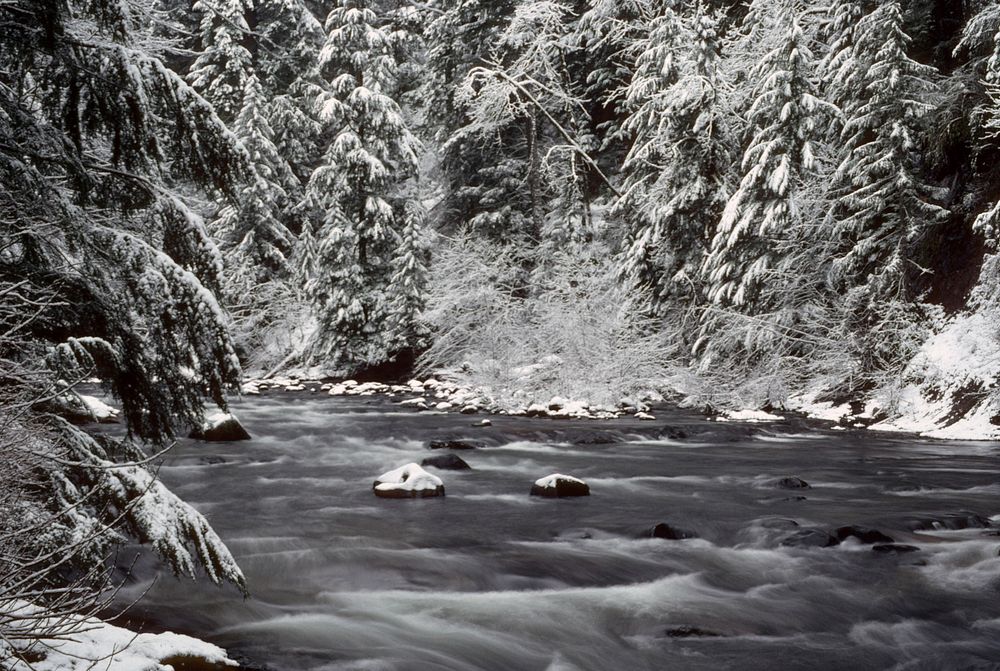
[116,393,1000,670]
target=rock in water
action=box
[664,626,722,638]
[189,412,251,441]
[773,476,811,490]
[422,454,472,471]
[872,543,920,554]
[373,463,445,499]
[781,528,840,548]
[530,474,590,498]
[428,440,482,450]
[834,526,894,545]
[647,523,698,540]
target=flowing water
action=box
[115,393,1000,670]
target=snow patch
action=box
[1,600,236,671]
[373,463,444,498]
[719,409,785,422]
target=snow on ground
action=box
[869,312,1000,440]
[786,392,852,423]
[2,601,236,671]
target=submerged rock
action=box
[428,440,482,450]
[872,543,920,554]
[664,626,722,638]
[189,412,251,441]
[421,454,471,471]
[530,474,590,498]
[646,523,698,540]
[781,528,839,548]
[835,526,895,545]
[773,476,811,490]
[905,511,994,532]
[373,463,445,498]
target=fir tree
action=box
[305,0,422,369]
[214,71,297,286]
[387,202,432,350]
[831,1,945,304]
[0,0,248,594]
[703,8,825,309]
[188,0,255,123]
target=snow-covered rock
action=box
[189,411,251,442]
[530,473,590,498]
[79,395,120,422]
[634,411,656,421]
[1,600,236,671]
[719,409,785,423]
[373,463,445,498]
[435,401,453,411]
[400,397,428,409]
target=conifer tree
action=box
[703,8,825,309]
[188,0,254,123]
[0,0,248,595]
[305,0,422,369]
[831,1,945,304]
[617,6,733,311]
[214,71,297,285]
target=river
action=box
[114,392,1000,670]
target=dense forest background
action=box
[5,0,1000,662]
[166,0,1000,415]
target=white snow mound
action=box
[2,600,236,671]
[373,463,444,497]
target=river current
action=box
[115,392,1000,670]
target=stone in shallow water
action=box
[530,474,590,498]
[189,412,251,441]
[428,440,482,450]
[373,463,445,499]
[421,454,471,471]
[664,626,722,638]
[774,476,811,490]
[872,544,920,554]
[835,526,895,545]
[905,511,994,531]
[646,523,698,540]
[781,528,839,548]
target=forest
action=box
[4,0,1000,668]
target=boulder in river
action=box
[905,511,994,532]
[530,474,590,498]
[421,454,471,471]
[428,440,482,450]
[773,476,811,490]
[780,528,840,548]
[373,463,445,499]
[646,523,698,540]
[189,412,251,441]
[664,626,722,638]
[835,526,895,545]
[872,543,920,554]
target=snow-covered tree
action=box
[617,6,733,311]
[830,1,945,304]
[703,7,826,309]
[213,72,297,286]
[0,0,248,619]
[387,202,432,350]
[188,0,255,123]
[305,0,422,369]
